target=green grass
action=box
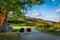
[0,24,28,40]
[10,23,26,26]
[0,32,19,40]
[9,23,33,31]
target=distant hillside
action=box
[7,17,45,25]
[8,16,60,25]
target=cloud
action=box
[52,0,56,2]
[51,0,58,5]
[25,13,30,16]
[56,8,60,13]
[53,17,60,22]
[32,10,41,16]
[42,15,60,22]
[33,10,37,13]
[48,16,60,22]
[33,13,38,16]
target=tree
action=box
[0,0,44,32]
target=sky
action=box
[25,0,60,22]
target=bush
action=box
[45,24,51,28]
[0,32,19,40]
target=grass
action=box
[9,23,33,31]
[0,24,21,40]
[0,32,19,40]
[1,23,60,40]
[0,23,27,40]
[0,23,31,40]
[9,23,28,31]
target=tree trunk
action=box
[2,21,10,32]
[42,23,45,31]
[0,11,10,32]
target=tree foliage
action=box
[0,0,44,27]
[0,0,44,14]
[0,0,44,22]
